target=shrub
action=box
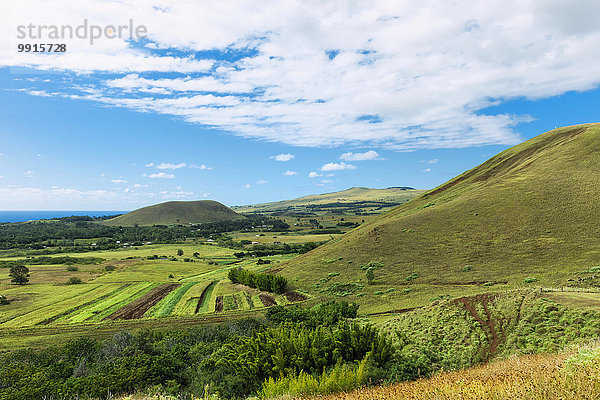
[405,272,419,281]
[0,295,9,305]
[66,266,78,271]
[104,265,116,272]
[462,265,473,272]
[524,277,538,283]
[361,261,384,270]
[66,277,82,285]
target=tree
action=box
[177,249,184,256]
[9,265,30,285]
[365,267,374,285]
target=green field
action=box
[0,241,310,350]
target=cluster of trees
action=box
[266,301,359,327]
[0,302,425,399]
[228,267,288,294]
[233,241,323,258]
[0,256,103,268]
[0,215,289,250]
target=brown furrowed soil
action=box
[282,291,307,302]
[214,295,223,313]
[259,292,277,307]
[105,283,180,320]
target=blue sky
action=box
[1,1,600,210]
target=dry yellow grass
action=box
[296,349,600,400]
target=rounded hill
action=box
[103,200,245,226]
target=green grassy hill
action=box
[234,187,424,213]
[103,200,245,226]
[279,123,600,312]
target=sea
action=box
[0,211,128,223]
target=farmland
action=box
[0,241,310,351]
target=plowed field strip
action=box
[105,283,181,320]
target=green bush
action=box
[405,272,419,281]
[462,265,473,272]
[104,265,116,271]
[66,277,82,285]
[524,277,538,283]
[260,357,368,398]
[66,266,78,271]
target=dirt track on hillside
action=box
[105,283,180,320]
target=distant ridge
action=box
[234,187,425,213]
[103,200,244,226]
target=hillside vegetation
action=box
[279,124,600,312]
[104,200,245,226]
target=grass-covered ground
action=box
[278,124,600,313]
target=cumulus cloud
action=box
[270,153,295,162]
[422,168,431,173]
[256,179,268,184]
[132,183,149,188]
[156,162,186,170]
[283,170,298,176]
[320,162,357,171]
[5,1,600,149]
[148,172,175,179]
[24,170,34,178]
[308,172,322,178]
[340,150,381,161]
[110,179,128,183]
[243,183,251,188]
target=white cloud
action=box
[270,153,295,162]
[422,168,431,173]
[320,162,357,171]
[24,170,34,178]
[284,170,298,176]
[145,163,155,167]
[156,162,186,170]
[0,186,117,209]
[5,1,600,149]
[132,183,149,188]
[110,179,128,183]
[256,179,268,184]
[243,183,251,188]
[35,153,42,157]
[190,164,213,170]
[0,176,4,179]
[340,150,381,161]
[421,158,439,164]
[148,172,175,179]
[308,171,322,178]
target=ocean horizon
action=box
[0,211,129,223]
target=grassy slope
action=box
[279,124,600,311]
[103,200,244,226]
[296,346,600,400]
[234,187,425,212]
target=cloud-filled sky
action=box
[1,0,600,209]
